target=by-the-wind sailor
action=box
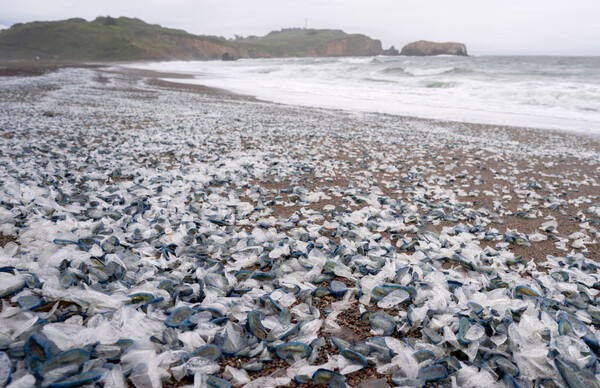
[128,293,163,309]
[275,342,311,361]
[368,311,397,335]
[554,357,600,388]
[417,364,448,382]
[438,356,461,374]
[377,289,410,309]
[413,349,436,363]
[0,351,10,387]
[558,319,574,336]
[17,295,43,310]
[91,344,121,359]
[164,306,194,327]
[314,287,331,298]
[294,375,310,384]
[328,377,346,388]
[491,356,519,377]
[534,378,560,388]
[187,344,222,362]
[184,357,220,376]
[467,302,483,315]
[457,317,471,344]
[195,307,225,319]
[36,348,90,378]
[331,336,351,350]
[340,349,367,369]
[464,324,485,342]
[247,311,267,340]
[25,333,60,363]
[0,334,10,351]
[330,280,348,298]
[422,327,442,344]
[207,375,231,388]
[48,370,105,388]
[551,271,569,282]
[503,374,522,388]
[0,273,25,298]
[364,337,393,363]
[251,271,276,281]
[313,369,344,384]
[59,273,74,288]
[242,361,263,372]
[392,377,424,387]
[515,285,540,298]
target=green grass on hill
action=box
[0,18,388,61]
[0,16,236,61]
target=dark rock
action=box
[400,40,467,56]
[382,46,400,56]
[222,52,238,61]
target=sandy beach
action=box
[0,63,599,387]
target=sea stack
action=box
[400,40,468,56]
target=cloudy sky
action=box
[1,0,599,55]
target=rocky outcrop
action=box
[382,46,400,56]
[400,41,467,56]
[221,52,239,61]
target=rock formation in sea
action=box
[400,40,467,56]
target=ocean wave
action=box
[380,66,408,75]
[249,67,281,74]
[424,81,455,88]
[403,66,456,76]
[380,66,471,76]
[362,77,398,84]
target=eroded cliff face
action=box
[400,41,467,56]
[130,35,250,60]
[172,38,249,60]
[143,35,392,60]
[310,37,384,57]
[128,35,388,60]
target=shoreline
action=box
[116,62,600,142]
[117,58,600,137]
[0,62,599,388]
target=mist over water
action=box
[127,56,600,133]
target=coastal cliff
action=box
[400,40,467,56]
[235,28,397,58]
[310,36,390,57]
[0,18,397,61]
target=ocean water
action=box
[125,56,600,133]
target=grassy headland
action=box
[0,17,398,61]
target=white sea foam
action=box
[123,56,600,133]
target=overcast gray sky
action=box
[1,0,599,55]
